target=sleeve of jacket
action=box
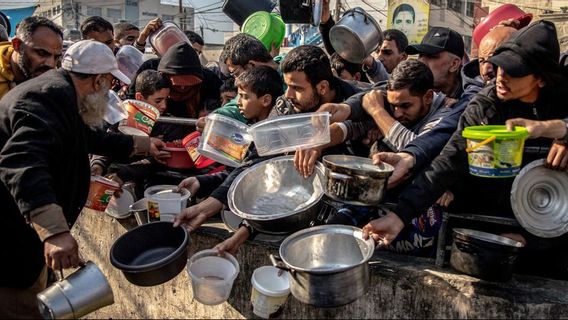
[393,98,486,225]
[195,170,230,198]
[402,97,469,171]
[319,17,336,56]
[84,128,138,162]
[363,59,389,84]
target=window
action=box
[107,8,122,19]
[162,14,174,21]
[87,6,102,16]
[430,0,444,7]
[56,5,61,15]
[466,1,475,17]
[448,0,462,13]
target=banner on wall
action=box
[387,0,430,45]
[0,5,38,37]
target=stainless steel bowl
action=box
[228,156,325,234]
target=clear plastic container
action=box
[249,112,330,156]
[187,249,239,305]
[104,90,127,125]
[148,21,190,56]
[198,114,252,167]
[115,45,144,81]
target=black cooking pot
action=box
[450,228,524,282]
[110,221,189,286]
[279,0,312,24]
[222,0,277,26]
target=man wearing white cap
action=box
[0,40,165,318]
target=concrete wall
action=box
[72,208,568,319]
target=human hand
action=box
[500,233,527,246]
[270,42,280,58]
[436,191,454,207]
[505,118,545,139]
[317,103,351,123]
[495,18,521,30]
[149,137,170,165]
[372,152,415,188]
[362,128,383,146]
[362,90,385,116]
[177,176,201,196]
[196,116,207,132]
[294,147,322,178]
[362,211,405,246]
[90,164,104,176]
[44,232,83,270]
[138,18,163,45]
[362,55,374,69]
[214,227,250,255]
[546,141,568,171]
[173,205,209,232]
[321,0,331,24]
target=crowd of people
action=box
[1,5,568,317]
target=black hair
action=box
[220,33,272,66]
[184,30,204,46]
[280,45,335,88]
[80,16,113,38]
[387,59,433,96]
[236,66,284,106]
[383,29,408,53]
[0,24,8,42]
[114,22,139,40]
[392,4,415,24]
[16,16,63,42]
[330,53,369,82]
[135,70,172,99]
[220,78,236,94]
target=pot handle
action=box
[269,254,295,275]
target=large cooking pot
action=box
[110,221,189,286]
[322,155,394,206]
[329,7,383,63]
[271,225,375,307]
[279,0,312,24]
[450,228,524,282]
[228,156,325,234]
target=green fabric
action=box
[213,98,248,123]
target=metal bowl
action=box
[228,156,325,234]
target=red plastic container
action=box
[473,4,532,47]
[182,132,216,169]
[163,142,194,169]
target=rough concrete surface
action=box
[71,209,568,319]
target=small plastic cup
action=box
[187,249,239,305]
[250,266,290,319]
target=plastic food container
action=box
[163,142,194,169]
[104,90,127,125]
[242,12,286,51]
[472,4,532,47]
[115,45,144,81]
[249,112,330,156]
[144,185,191,222]
[462,125,528,178]
[182,131,216,169]
[86,176,120,211]
[148,22,190,56]
[198,114,252,167]
[187,249,240,305]
[105,184,136,219]
[118,100,160,136]
[250,266,290,318]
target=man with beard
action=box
[0,40,165,318]
[0,16,63,99]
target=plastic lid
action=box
[462,125,528,140]
[251,266,290,297]
[91,175,120,189]
[511,159,568,238]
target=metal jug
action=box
[37,261,114,319]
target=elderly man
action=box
[477,26,517,83]
[0,40,164,318]
[0,16,63,99]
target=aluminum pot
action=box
[271,225,375,307]
[322,155,394,206]
[228,156,325,234]
[110,221,189,286]
[450,228,524,282]
[329,7,383,63]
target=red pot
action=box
[182,132,216,169]
[473,4,532,47]
[163,144,195,169]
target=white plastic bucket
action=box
[250,266,290,318]
[144,185,190,222]
[187,249,239,305]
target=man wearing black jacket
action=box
[0,40,163,317]
[363,21,568,279]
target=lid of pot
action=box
[322,155,394,178]
[511,159,568,238]
[453,228,524,247]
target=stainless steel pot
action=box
[329,7,383,63]
[271,225,375,307]
[228,156,325,234]
[322,155,393,206]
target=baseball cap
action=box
[406,27,465,58]
[62,40,131,85]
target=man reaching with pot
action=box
[363,21,568,280]
[0,40,165,318]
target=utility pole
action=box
[179,0,185,30]
[334,0,341,21]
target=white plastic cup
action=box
[187,249,239,305]
[251,266,290,319]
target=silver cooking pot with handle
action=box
[329,7,383,63]
[270,225,375,307]
[322,155,394,206]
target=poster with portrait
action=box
[387,0,430,45]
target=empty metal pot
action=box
[37,261,114,319]
[271,225,375,307]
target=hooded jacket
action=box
[0,42,15,99]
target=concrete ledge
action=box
[72,209,568,319]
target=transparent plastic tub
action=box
[249,112,330,156]
[148,21,190,56]
[198,114,252,167]
[104,90,127,125]
[116,45,144,81]
[187,249,239,305]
